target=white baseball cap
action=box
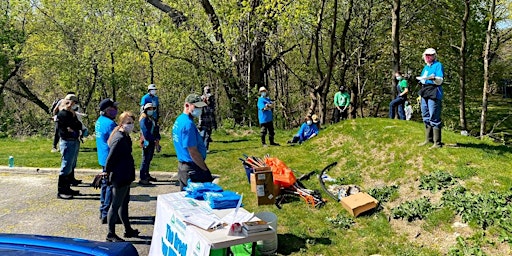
[148,84,157,90]
[423,48,436,55]
[259,86,267,92]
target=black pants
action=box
[53,122,59,148]
[178,162,213,190]
[108,185,132,234]
[260,121,275,145]
[333,108,348,123]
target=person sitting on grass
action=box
[287,114,320,145]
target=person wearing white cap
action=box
[140,84,159,122]
[257,86,279,146]
[417,48,444,148]
[172,94,213,190]
[138,103,161,185]
[287,114,320,144]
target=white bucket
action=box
[255,211,278,255]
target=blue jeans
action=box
[139,142,155,181]
[389,97,406,120]
[59,139,79,176]
[100,166,112,219]
[421,97,442,128]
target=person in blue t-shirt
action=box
[287,114,320,144]
[417,48,444,148]
[257,86,279,147]
[140,84,159,122]
[95,98,119,223]
[172,94,214,190]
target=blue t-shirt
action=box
[172,113,206,163]
[257,96,273,124]
[140,93,159,120]
[95,115,117,167]
[420,60,444,99]
[297,123,319,142]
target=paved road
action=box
[0,167,180,256]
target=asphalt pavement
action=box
[0,167,180,256]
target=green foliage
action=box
[441,186,512,229]
[367,185,399,204]
[325,214,355,230]
[448,235,487,256]
[392,197,436,222]
[419,170,456,192]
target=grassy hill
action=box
[1,118,511,255]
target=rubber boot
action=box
[57,176,73,199]
[418,125,433,146]
[430,128,442,148]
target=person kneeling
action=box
[288,114,320,145]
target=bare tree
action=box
[480,0,495,138]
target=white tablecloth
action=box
[149,192,275,256]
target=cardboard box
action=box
[250,167,271,192]
[340,192,379,217]
[249,168,275,205]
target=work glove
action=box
[82,128,89,137]
[143,140,149,148]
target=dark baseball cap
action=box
[185,94,207,107]
[99,98,119,111]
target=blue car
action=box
[0,233,138,256]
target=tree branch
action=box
[262,44,298,73]
[145,0,187,26]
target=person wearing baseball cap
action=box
[172,94,213,190]
[95,98,119,223]
[257,86,279,146]
[140,84,159,122]
[138,103,161,185]
[417,47,444,148]
[287,114,320,145]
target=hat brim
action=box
[192,102,207,108]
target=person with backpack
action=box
[138,103,160,185]
[198,86,217,152]
[389,71,409,120]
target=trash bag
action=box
[264,157,297,188]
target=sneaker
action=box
[57,193,73,200]
[106,233,125,242]
[124,229,140,238]
[138,179,152,185]
[69,189,80,196]
[270,142,280,146]
[51,148,58,153]
[148,176,158,182]
[262,144,268,147]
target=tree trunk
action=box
[480,0,495,138]
[391,0,400,97]
[459,0,470,131]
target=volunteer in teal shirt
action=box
[257,86,279,146]
[417,48,444,148]
[172,94,213,190]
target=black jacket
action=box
[105,131,136,187]
[57,110,82,140]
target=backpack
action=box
[51,98,62,115]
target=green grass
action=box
[1,118,511,255]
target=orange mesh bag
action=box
[264,157,297,188]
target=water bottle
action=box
[8,156,14,168]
